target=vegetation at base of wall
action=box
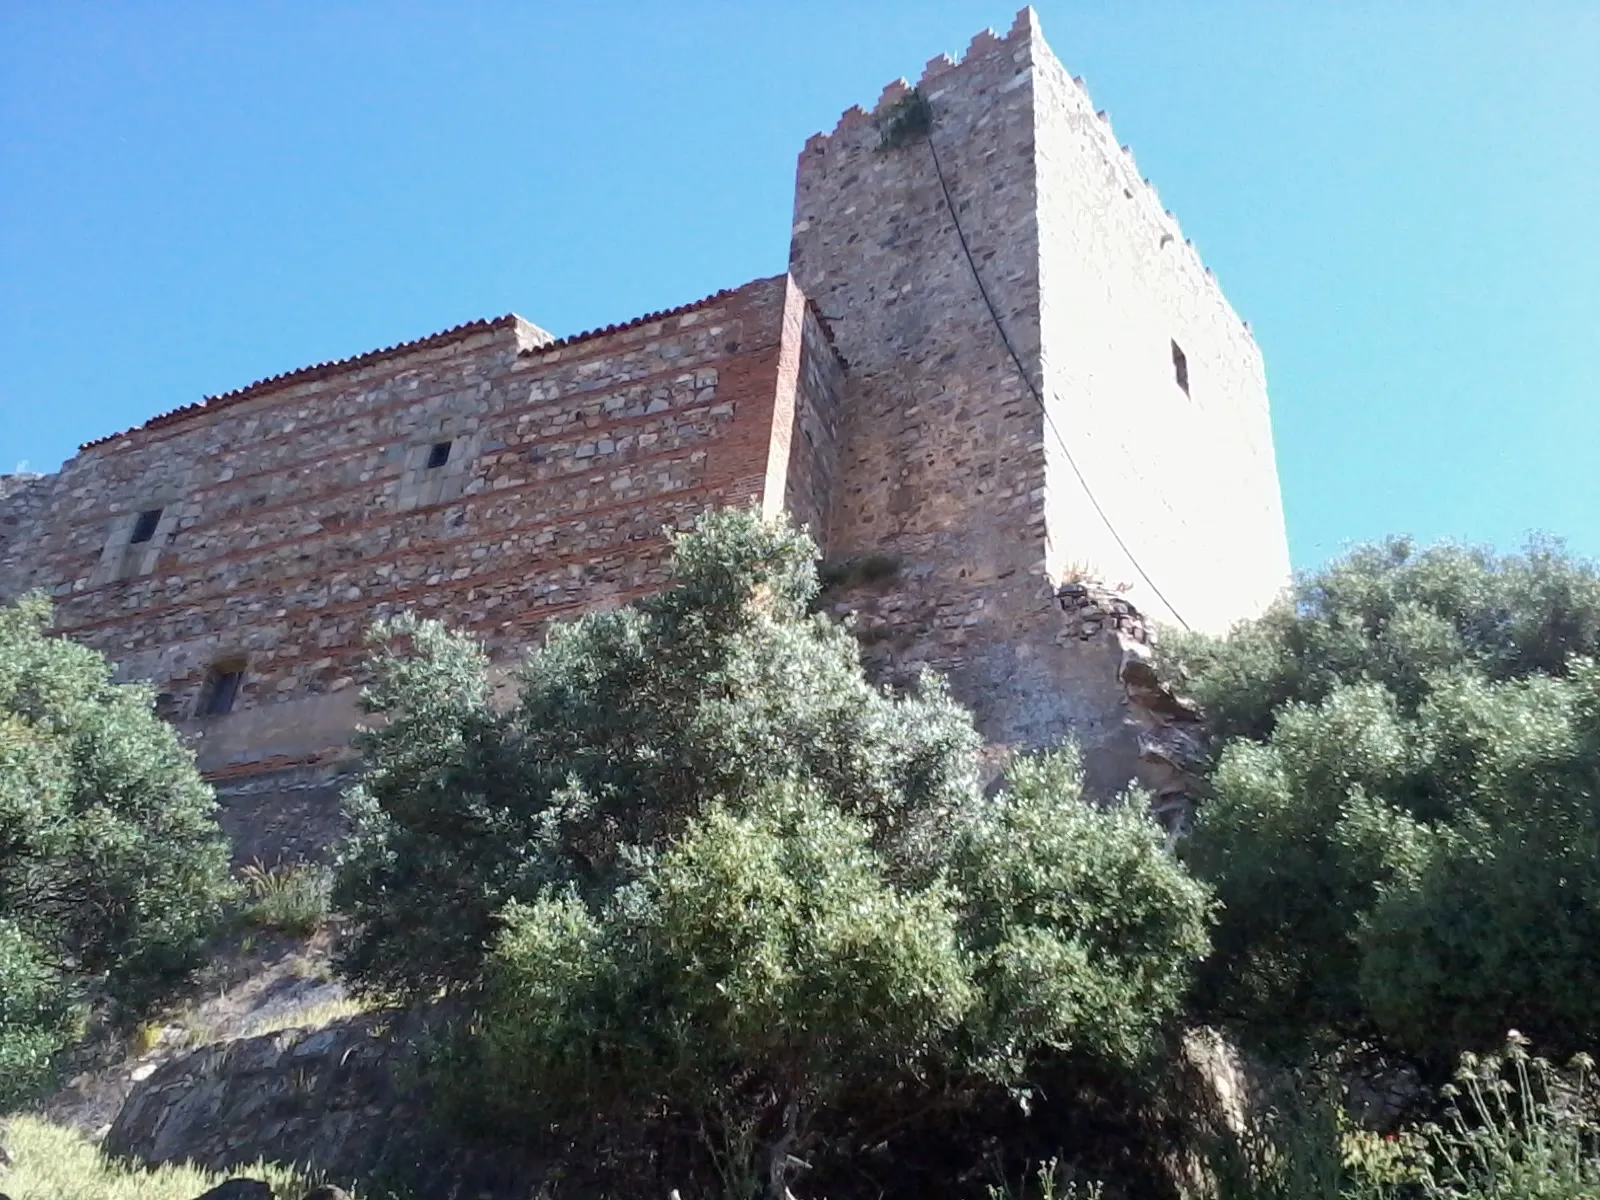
[334,510,988,998]
[9,516,1600,1198]
[0,920,76,1110]
[240,859,333,936]
[1159,536,1600,1067]
[1197,1036,1600,1200]
[0,1113,334,1200]
[467,762,1208,1188]
[0,594,236,1109]
[987,1158,1106,1200]
[335,509,1212,1197]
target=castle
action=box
[0,9,1289,852]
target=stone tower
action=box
[790,8,1288,792]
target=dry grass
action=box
[0,1114,319,1199]
[240,995,372,1039]
[240,859,332,936]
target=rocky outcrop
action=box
[104,1013,551,1199]
[105,1016,416,1185]
[1056,581,1207,835]
[192,1181,273,1200]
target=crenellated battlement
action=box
[805,7,1039,149]
[799,7,1243,333]
[1051,53,1242,328]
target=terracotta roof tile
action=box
[516,286,743,358]
[79,315,521,451]
[516,280,845,366]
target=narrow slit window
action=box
[1171,340,1190,396]
[202,662,245,717]
[426,440,452,469]
[129,508,163,544]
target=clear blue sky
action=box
[2,2,1595,572]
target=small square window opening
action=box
[1171,341,1190,396]
[202,662,245,717]
[426,441,452,469]
[130,508,163,544]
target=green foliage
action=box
[987,1157,1105,1200]
[0,1112,332,1199]
[1415,1036,1600,1199]
[473,758,1209,1194]
[877,89,934,151]
[477,784,973,1191]
[953,750,1215,1080]
[336,510,1212,1194]
[1199,1075,1373,1200]
[0,919,73,1110]
[1197,1037,1600,1200]
[240,859,332,936]
[334,509,982,999]
[1171,539,1600,1063]
[0,595,234,1105]
[1161,536,1600,747]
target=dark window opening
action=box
[130,508,163,544]
[202,662,245,717]
[426,440,452,469]
[1171,340,1190,396]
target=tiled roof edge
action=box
[77,274,813,455]
[515,285,747,359]
[516,276,848,371]
[79,315,522,451]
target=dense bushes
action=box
[0,595,235,1104]
[334,509,986,998]
[334,510,1210,1193]
[0,919,72,1110]
[334,517,1600,1190]
[1164,538,1600,1065]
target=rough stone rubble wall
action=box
[772,295,847,544]
[0,472,50,565]
[0,275,840,779]
[791,16,1074,752]
[791,8,1287,794]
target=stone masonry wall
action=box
[791,12,1139,793]
[2,7,1289,811]
[0,472,50,565]
[1033,38,1290,633]
[792,9,1288,794]
[0,275,842,778]
[791,15,1070,749]
[771,293,848,543]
